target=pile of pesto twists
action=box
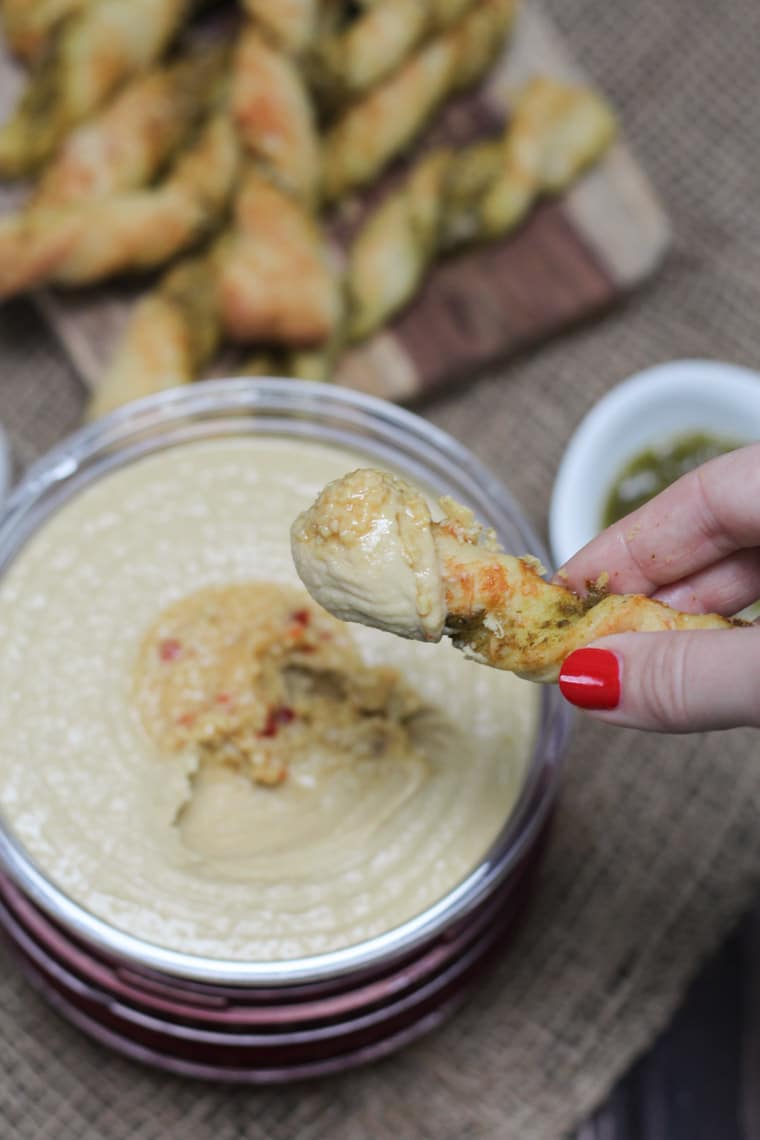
[0,0,617,419]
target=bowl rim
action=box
[0,377,571,986]
[549,358,760,567]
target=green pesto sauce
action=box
[602,432,743,527]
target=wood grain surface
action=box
[574,904,759,1140]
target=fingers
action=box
[558,443,760,596]
[558,628,760,732]
[652,548,760,615]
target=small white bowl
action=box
[549,359,760,568]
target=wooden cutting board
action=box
[0,3,670,404]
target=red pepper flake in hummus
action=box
[260,705,296,738]
[159,638,183,662]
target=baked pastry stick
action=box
[217,169,341,346]
[347,148,451,340]
[0,0,191,176]
[445,0,518,91]
[240,0,321,56]
[0,0,87,62]
[93,167,342,416]
[0,109,240,298]
[31,45,228,208]
[291,469,738,685]
[435,136,505,248]
[346,78,616,338]
[322,0,517,201]
[312,0,478,104]
[348,144,455,337]
[230,24,321,205]
[478,76,618,238]
[90,29,331,416]
[90,25,330,412]
[88,245,223,420]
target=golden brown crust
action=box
[433,500,735,683]
[0,111,239,297]
[231,25,321,204]
[32,47,227,208]
[218,171,341,346]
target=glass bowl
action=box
[0,378,571,1080]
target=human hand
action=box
[556,442,760,732]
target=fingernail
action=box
[559,648,621,710]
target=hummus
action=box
[134,581,428,789]
[290,467,446,641]
[0,436,538,961]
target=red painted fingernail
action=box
[559,648,621,710]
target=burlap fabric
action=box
[1,0,760,1136]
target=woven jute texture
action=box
[1,0,760,1137]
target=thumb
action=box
[558,628,760,733]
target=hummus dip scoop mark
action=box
[290,468,737,684]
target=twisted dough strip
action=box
[231,23,322,205]
[312,0,479,104]
[431,500,736,683]
[0,0,87,62]
[478,74,618,239]
[290,469,738,685]
[0,107,239,298]
[92,167,341,417]
[32,44,228,208]
[0,0,191,176]
[92,23,335,417]
[217,169,341,346]
[87,244,223,421]
[347,147,451,341]
[322,0,517,201]
[346,77,616,339]
[0,11,326,302]
[240,0,322,57]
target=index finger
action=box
[557,441,760,595]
